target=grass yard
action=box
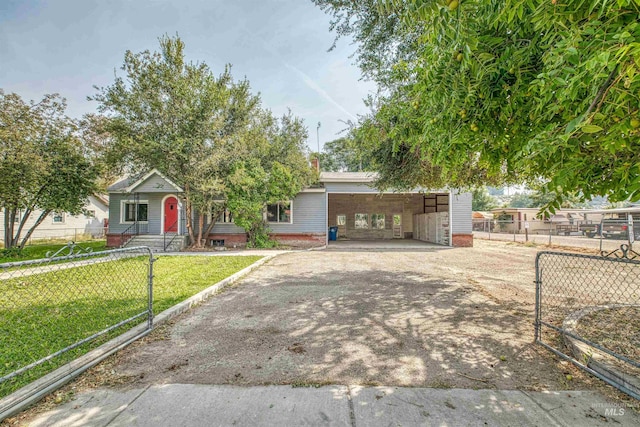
[0,240,107,264]
[0,254,262,398]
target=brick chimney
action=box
[311,157,320,173]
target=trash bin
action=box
[329,226,338,241]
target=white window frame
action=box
[266,201,293,224]
[120,200,149,224]
[371,213,385,230]
[355,213,369,229]
[209,200,233,224]
[337,214,346,226]
[218,208,234,224]
[52,212,65,224]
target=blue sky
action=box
[0,0,375,151]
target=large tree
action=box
[91,35,261,247]
[0,90,98,250]
[226,110,312,247]
[315,0,640,210]
[93,35,312,247]
[317,136,373,172]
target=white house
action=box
[0,195,109,244]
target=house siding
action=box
[0,196,108,242]
[204,192,326,236]
[269,192,326,234]
[108,193,185,235]
[135,174,181,193]
[450,191,472,235]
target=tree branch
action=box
[585,65,619,119]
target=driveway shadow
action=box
[111,251,569,392]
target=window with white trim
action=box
[371,214,385,230]
[266,201,292,223]
[217,208,233,223]
[337,215,346,226]
[85,210,96,219]
[52,213,65,224]
[121,201,148,223]
[355,213,369,229]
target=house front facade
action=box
[105,170,473,249]
[106,170,187,248]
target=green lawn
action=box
[0,254,262,397]
[0,240,107,264]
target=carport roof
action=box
[319,172,378,183]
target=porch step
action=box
[124,235,188,252]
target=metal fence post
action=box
[534,254,541,342]
[148,251,155,330]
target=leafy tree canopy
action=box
[314,0,640,211]
[317,136,374,172]
[471,187,497,211]
[92,35,311,247]
[0,90,98,249]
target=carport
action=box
[320,172,472,247]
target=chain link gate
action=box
[0,243,154,417]
[535,244,640,399]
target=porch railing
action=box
[163,219,179,251]
[120,222,149,247]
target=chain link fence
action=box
[473,218,638,252]
[9,227,107,247]
[535,247,640,399]
[0,243,153,403]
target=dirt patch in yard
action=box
[80,240,603,394]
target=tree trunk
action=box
[184,185,196,247]
[203,217,217,244]
[13,207,33,247]
[4,208,13,248]
[19,210,51,249]
[195,213,204,248]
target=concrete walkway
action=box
[25,384,639,426]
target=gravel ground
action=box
[102,239,601,392]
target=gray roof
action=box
[106,169,183,193]
[107,176,136,192]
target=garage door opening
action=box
[327,193,450,245]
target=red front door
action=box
[164,197,178,232]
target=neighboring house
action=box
[472,211,494,231]
[487,208,603,234]
[105,169,474,249]
[0,194,109,243]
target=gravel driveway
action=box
[105,240,595,392]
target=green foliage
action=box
[0,247,23,260]
[529,190,586,209]
[227,116,310,248]
[0,90,98,249]
[0,241,106,264]
[318,136,373,172]
[472,187,498,211]
[509,193,533,208]
[315,0,640,210]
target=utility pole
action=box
[316,122,321,154]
